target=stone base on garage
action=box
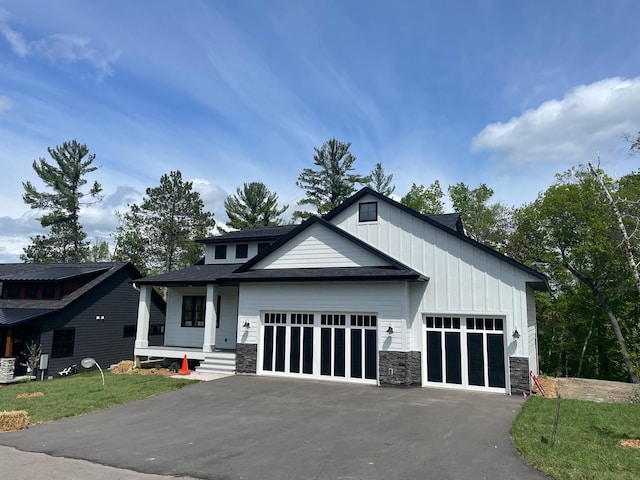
[509,357,530,395]
[236,343,258,374]
[379,351,422,386]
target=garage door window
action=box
[262,312,377,382]
[425,315,506,390]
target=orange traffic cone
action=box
[179,354,189,375]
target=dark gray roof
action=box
[0,262,138,326]
[134,263,244,286]
[220,266,427,284]
[0,308,54,325]
[197,225,297,244]
[0,264,110,281]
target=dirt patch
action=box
[533,376,636,403]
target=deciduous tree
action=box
[400,181,444,215]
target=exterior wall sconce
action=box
[512,328,520,339]
[243,321,250,328]
[386,325,394,335]
[95,315,105,322]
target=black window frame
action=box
[358,202,378,222]
[51,328,75,358]
[123,325,136,338]
[181,295,206,328]
[258,242,270,254]
[214,245,227,260]
[235,243,248,259]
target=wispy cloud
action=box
[0,96,12,113]
[0,10,120,79]
[472,76,640,165]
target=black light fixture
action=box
[243,321,250,328]
[386,325,394,335]
[512,328,520,339]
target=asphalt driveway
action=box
[0,376,545,480]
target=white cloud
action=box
[33,34,121,79]
[0,13,120,79]
[0,22,30,56]
[472,76,640,164]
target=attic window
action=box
[215,245,227,260]
[359,202,377,222]
[236,244,248,259]
[258,242,270,254]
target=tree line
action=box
[19,134,640,383]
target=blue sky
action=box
[1,1,639,262]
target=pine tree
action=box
[225,182,288,229]
[294,138,370,220]
[113,171,215,274]
[367,162,395,196]
[21,140,102,263]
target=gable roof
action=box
[235,215,426,278]
[323,187,548,289]
[196,225,297,245]
[0,262,145,326]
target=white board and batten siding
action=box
[237,282,408,351]
[204,243,261,264]
[216,286,239,349]
[253,223,390,270]
[330,193,540,359]
[164,287,206,348]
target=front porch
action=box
[134,283,239,374]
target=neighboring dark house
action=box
[0,262,165,377]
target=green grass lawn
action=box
[512,396,640,480]
[0,371,197,425]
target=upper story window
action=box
[359,202,378,222]
[25,286,37,299]
[6,285,19,299]
[42,285,56,299]
[258,242,270,254]
[236,244,248,259]
[214,245,227,260]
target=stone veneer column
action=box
[378,351,422,386]
[509,357,530,395]
[0,357,16,382]
[236,344,257,374]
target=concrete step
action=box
[196,352,236,374]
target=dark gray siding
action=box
[33,266,166,377]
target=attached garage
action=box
[260,311,378,383]
[423,315,507,393]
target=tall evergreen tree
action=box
[225,182,288,229]
[367,162,395,196]
[294,138,370,220]
[21,140,102,263]
[113,171,215,275]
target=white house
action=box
[134,187,547,394]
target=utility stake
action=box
[551,393,561,446]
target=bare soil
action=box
[534,376,637,403]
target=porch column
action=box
[203,284,218,353]
[5,328,13,356]
[135,285,151,350]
